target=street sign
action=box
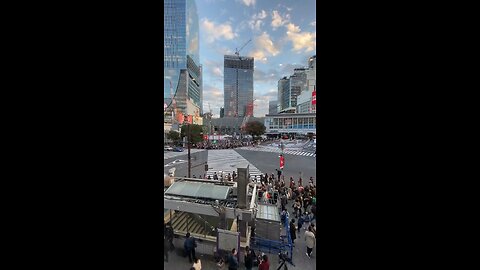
[312,86,316,105]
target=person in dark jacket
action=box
[164,236,170,262]
[310,204,316,221]
[228,248,238,270]
[184,233,196,263]
[290,219,297,246]
[244,246,253,270]
[165,223,174,251]
[298,214,305,232]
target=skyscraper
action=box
[296,55,317,113]
[278,77,290,112]
[269,100,278,114]
[164,0,202,122]
[224,55,254,117]
[277,67,308,113]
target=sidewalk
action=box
[164,204,317,269]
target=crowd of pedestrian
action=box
[164,169,317,268]
[194,140,256,149]
[267,172,317,261]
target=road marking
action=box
[164,159,188,167]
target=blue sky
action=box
[197,0,316,117]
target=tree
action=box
[244,121,266,140]
[167,130,180,143]
[181,124,204,144]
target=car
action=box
[164,146,174,151]
[173,147,184,152]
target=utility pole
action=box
[185,115,192,178]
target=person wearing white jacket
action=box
[304,226,316,258]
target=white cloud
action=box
[251,50,267,63]
[248,10,267,31]
[241,0,256,7]
[252,94,271,117]
[202,84,224,117]
[285,23,316,53]
[271,10,290,29]
[271,10,286,29]
[286,23,301,33]
[310,20,316,26]
[255,10,267,20]
[249,20,263,31]
[201,18,237,43]
[256,32,280,56]
[249,32,280,63]
[213,67,222,77]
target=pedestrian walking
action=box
[294,199,302,218]
[289,219,296,246]
[303,195,310,213]
[213,172,218,180]
[165,223,175,251]
[227,248,239,270]
[164,236,170,262]
[298,214,305,232]
[280,193,287,211]
[310,204,316,222]
[244,246,253,270]
[281,209,287,225]
[184,233,197,263]
[258,255,270,270]
[304,226,316,258]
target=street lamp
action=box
[184,115,192,178]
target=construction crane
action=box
[235,39,252,56]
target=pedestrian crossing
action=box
[239,146,316,157]
[163,149,205,160]
[205,149,264,181]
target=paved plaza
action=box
[164,148,317,269]
[239,146,316,157]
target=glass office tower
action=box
[224,55,254,117]
[164,0,201,115]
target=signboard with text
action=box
[312,87,317,105]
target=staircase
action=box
[170,211,215,236]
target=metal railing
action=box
[249,213,294,266]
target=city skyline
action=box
[197,0,316,117]
[164,0,203,122]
